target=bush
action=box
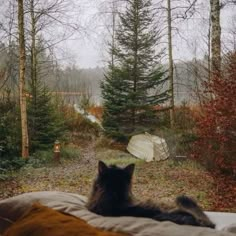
[0,157,25,170]
[19,146,80,168]
[0,168,8,180]
[174,102,196,131]
[0,155,26,180]
[95,136,126,151]
[154,127,198,159]
[194,52,236,175]
[62,106,101,144]
[157,102,196,129]
[27,150,54,168]
[60,146,80,159]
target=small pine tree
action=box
[102,0,169,141]
[27,79,65,152]
[27,38,65,152]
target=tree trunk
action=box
[30,0,37,135]
[29,0,38,144]
[30,0,37,101]
[132,0,139,131]
[18,0,29,158]
[208,16,211,81]
[111,0,116,70]
[210,0,221,76]
[167,0,174,128]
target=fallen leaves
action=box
[0,142,235,213]
[208,173,236,212]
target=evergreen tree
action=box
[0,43,21,158]
[27,79,65,152]
[102,0,169,141]
[0,90,21,158]
[27,38,65,152]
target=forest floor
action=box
[0,140,235,212]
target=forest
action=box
[0,0,235,216]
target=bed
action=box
[0,191,235,236]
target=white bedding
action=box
[0,191,235,236]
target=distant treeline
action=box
[0,42,208,106]
[47,59,208,106]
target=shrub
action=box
[95,136,126,151]
[155,103,197,132]
[88,106,103,120]
[20,146,80,168]
[154,103,198,158]
[154,128,197,158]
[62,106,101,144]
[174,102,196,131]
[60,146,80,159]
[194,52,236,175]
[0,157,25,170]
[27,150,54,168]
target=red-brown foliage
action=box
[88,106,103,120]
[209,173,236,211]
[194,53,236,174]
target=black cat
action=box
[87,161,215,228]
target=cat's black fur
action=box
[87,161,215,228]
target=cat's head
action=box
[95,161,135,197]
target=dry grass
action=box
[0,142,235,212]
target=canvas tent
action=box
[127,133,169,162]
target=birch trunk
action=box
[18,0,29,158]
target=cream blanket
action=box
[0,191,235,236]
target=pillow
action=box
[3,203,127,236]
[0,191,235,236]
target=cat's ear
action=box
[124,163,135,178]
[98,161,108,174]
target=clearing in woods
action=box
[0,141,235,212]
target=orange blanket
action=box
[3,203,128,236]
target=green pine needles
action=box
[28,79,65,152]
[102,0,169,141]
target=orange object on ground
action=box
[3,203,128,236]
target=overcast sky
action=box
[1,0,234,68]
[63,0,235,69]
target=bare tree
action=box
[156,0,199,127]
[29,0,37,105]
[230,16,236,50]
[111,0,117,71]
[210,0,221,75]
[167,0,174,128]
[0,1,18,93]
[0,69,8,90]
[24,0,82,80]
[17,0,29,158]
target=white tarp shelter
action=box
[127,133,169,162]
